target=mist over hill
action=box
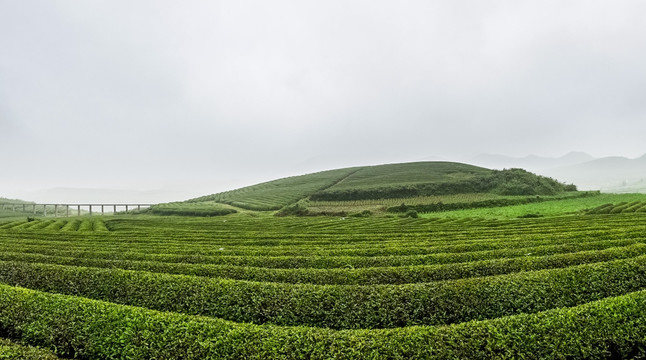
[469,152,596,172]
[467,152,646,193]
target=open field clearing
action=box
[2,210,646,358]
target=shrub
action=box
[3,254,646,329]
[2,284,646,359]
[404,210,418,218]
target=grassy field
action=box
[422,193,646,219]
[306,191,591,215]
[2,198,646,358]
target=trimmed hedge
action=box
[0,243,643,286]
[0,238,637,269]
[1,285,646,359]
[311,169,577,201]
[386,192,595,214]
[2,227,632,257]
[3,254,646,329]
[148,206,238,217]
[0,338,61,359]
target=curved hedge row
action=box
[3,255,646,329]
[311,169,576,201]
[0,243,643,285]
[0,231,636,259]
[1,284,646,359]
[0,238,637,269]
[0,338,61,360]
[587,201,646,215]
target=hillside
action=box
[0,197,36,219]
[164,162,577,215]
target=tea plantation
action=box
[2,208,646,358]
[2,162,646,359]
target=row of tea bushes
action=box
[0,338,61,360]
[0,243,643,286]
[3,255,646,329]
[1,284,645,359]
[0,238,637,269]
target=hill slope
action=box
[177,162,576,213]
[187,167,362,211]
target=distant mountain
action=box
[541,155,646,191]
[468,152,596,172]
[467,152,646,193]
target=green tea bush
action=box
[60,220,81,232]
[0,243,642,286]
[1,284,646,359]
[0,238,634,269]
[312,169,576,201]
[77,220,94,232]
[0,338,61,359]
[586,203,614,214]
[3,255,646,329]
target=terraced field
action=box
[170,162,576,215]
[2,212,646,358]
[0,218,109,232]
[187,167,361,210]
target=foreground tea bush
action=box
[3,255,646,329]
[0,338,61,360]
[1,284,646,359]
[0,238,636,269]
[0,243,643,285]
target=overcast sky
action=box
[2,1,646,202]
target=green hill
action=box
[160,162,577,215]
[187,167,362,211]
[0,197,36,219]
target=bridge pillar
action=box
[126,205,129,212]
[77,205,81,216]
[138,205,141,210]
[55,204,58,217]
[101,205,104,215]
[33,204,36,214]
[22,204,26,212]
[43,204,47,216]
[114,205,117,213]
[89,205,92,216]
[66,205,70,217]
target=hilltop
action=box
[153,162,578,216]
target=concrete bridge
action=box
[0,203,154,216]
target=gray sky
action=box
[2,1,646,202]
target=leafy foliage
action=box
[1,203,646,357]
[187,168,360,210]
[312,167,576,201]
[0,338,61,359]
[147,202,237,217]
